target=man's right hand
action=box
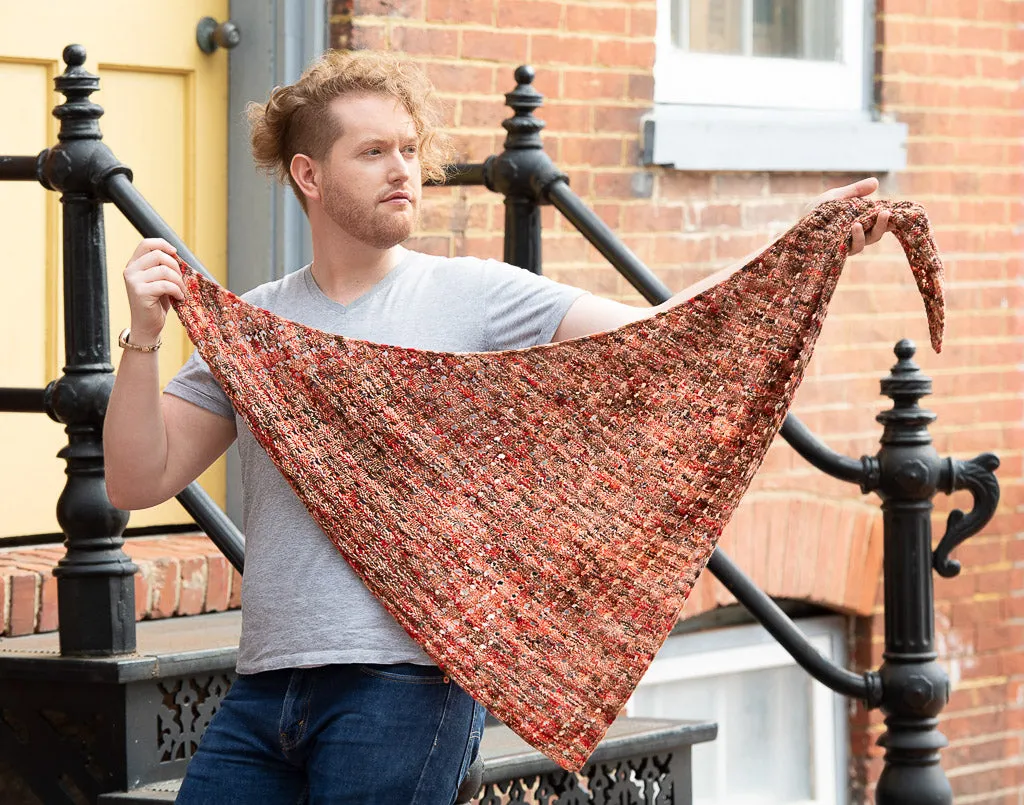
[123,238,187,346]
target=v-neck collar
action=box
[302,249,414,314]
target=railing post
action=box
[43,45,137,656]
[500,67,542,273]
[869,340,951,803]
[486,66,566,274]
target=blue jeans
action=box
[176,664,486,805]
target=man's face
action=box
[317,93,423,249]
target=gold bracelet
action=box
[117,327,161,353]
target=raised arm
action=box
[103,239,236,511]
[553,178,891,343]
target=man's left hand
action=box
[811,177,891,256]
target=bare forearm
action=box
[103,351,172,509]
[560,179,893,337]
[553,249,766,342]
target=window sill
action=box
[641,105,908,173]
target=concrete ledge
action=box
[642,105,908,173]
[0,609,241,682]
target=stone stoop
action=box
[0,610,242,804]
[98,717,716,805]
[0,605,715,804]
[0,533,240,638]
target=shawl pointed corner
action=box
[816,198,945,353]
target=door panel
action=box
[0,1,229,538]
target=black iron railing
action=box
[0,46,1002,805]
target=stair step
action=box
[2,611,713,803]
[0,609,241,681]
[99,717,715,803]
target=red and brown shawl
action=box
[170,198,944,771]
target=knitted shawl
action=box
[170,198,944,771]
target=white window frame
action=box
[644,0,907,172]
[654,0,868,112]
[626,615,849,805]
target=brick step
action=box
[0,533,241,638]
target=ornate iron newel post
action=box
[42,45,137,656]
[484,66,566,274]
[866,340,999,803]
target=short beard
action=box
[321,180,418,250]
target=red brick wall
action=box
[329,0,1024,801]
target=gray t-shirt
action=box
[164,248,590,674]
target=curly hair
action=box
[248,50,452,210]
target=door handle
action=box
[196,16,241,54]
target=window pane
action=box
[751,0,840,60]
[682,0,841,61]
[632,664,814,805]
[687,0,745,55]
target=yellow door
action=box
[0,1,229,538]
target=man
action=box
[103,50,889,804]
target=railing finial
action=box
[877,338,936,449]
[53,44,103,146]
[502,64,545,151]
[62,43,87,67]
